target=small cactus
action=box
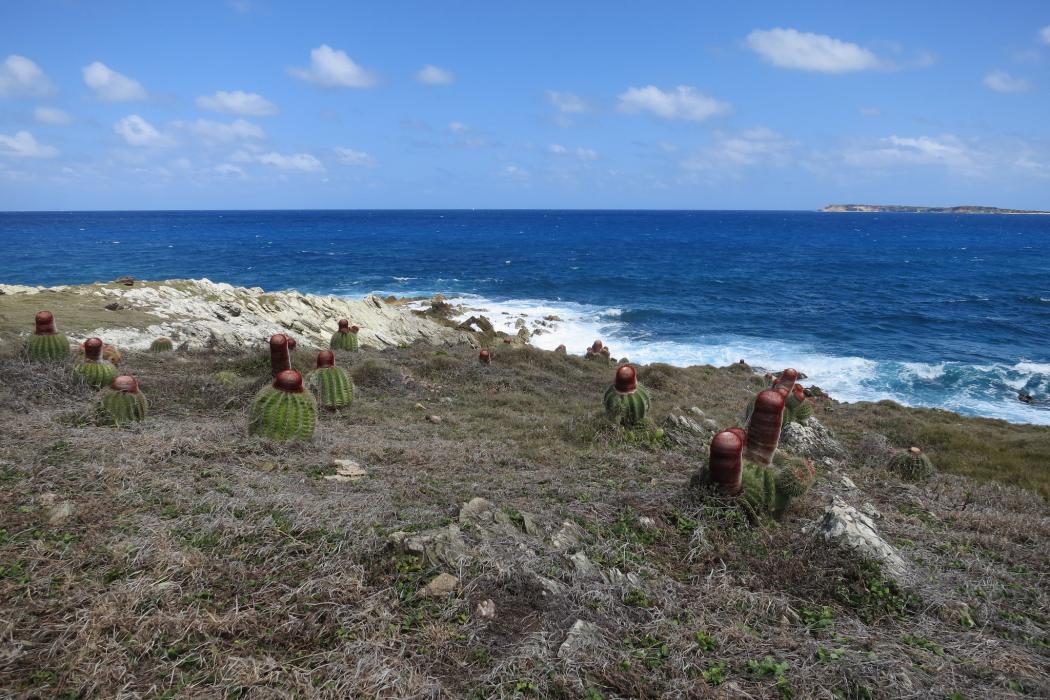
[887,446,935,481]
[586,339,611,362]
[705,430,744,495]
[554,344,567,354]
[773,456,816,514]
[150,337,174,353]
[99,375,148,425]
[249,369,317,441]
[783,383,813,424]
[744,390,785,466]
[330,319,360,352]
[773,368,799,392]
[269,334,292,377]
[27,311,70,362]
[478,349,491,365]
[603,365,651,427]
[72,337,117,388]
[307,351,354,409]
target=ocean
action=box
[2,209,1049,424]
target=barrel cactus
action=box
[150,337,174,353]
[887,446,935,481]
[249,369,317,441]
[773,456,816,514]
[73,338,118,388]
[27,311,70,362]
[307,351,354,409]
[603,365,651,427]
[330,319,360,352]
[478,349,491,365]
[744,390,785,466]
[269,334,292,377]
[99,375,148,425]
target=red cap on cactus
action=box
[479,349,491,364]
[709,430,744,495]
[591,339,603,353]
[286,337,297,350]
[34,311,57,335]
[781,368,799,383]
[337,319,350,332]
[269,334,291,376]
[273,369,305,393]
[614,365,637,393]
[793,384,805,400]
[744,389,786,466]
[727,426,748,446]
[316,350,335,368]
[350,325,359,333]
[83,337,104,361]
[110,375,140,393]
[600,346,611,357]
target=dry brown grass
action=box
[1,341,1047,698]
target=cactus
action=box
[99,375,148,425]
[330,319,360,352]
[150,337,174,353]
[586,339,611,362]
[783,383,813,424]
[738,462,778,521]
[603,365,651,427]
[704,430,744,495]
[744,390,785,466]
[773,456,816,514]
[72,337,117,388]
[773,367,799,392]
[307,351,354,409]
[478,349,491,365]
[554,344,567,354]
[269,334,292,377]
[27,311,70,362]
[887,446,935,481]
[250,369,317,441]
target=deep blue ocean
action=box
[2,210,1049,424]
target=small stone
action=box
[104,302,123,311]
[520,512,542,536]
[558,619,601,660]
[48,501,75,525]
[426,415,442,424]
[841,475,857,490]
[569,551,599,577]
[420,572,459,597]
[690,407,705,418]
[476,599,496,618]
[860,502,882,519]
[701,418,718,431]
[637,516,657,529]
[415,402,425,410]
[551,521,588,551]
[325,459,367,482]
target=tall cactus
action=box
[73,337,118,388]
[269,334,292,377]
[27,311,70,362]
[603,365,651,427]
[330,319,360,352]
[705,430,744,495]
[249,369,317,441]
[99,375,148,425]
[744,390,785,466]
[307,351,354,409]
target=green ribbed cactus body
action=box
[773,458,815,514]
[330,330,359,352]
[250,386,317,441]
[73,360,118,389]
[100,388,148,425]
[739,462,777,522]
[887,448,935,481]
[28,333,70,362]
[308,366,354,409]
[603,385,651,427]
[150,337,174,353]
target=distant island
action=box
[822,204,1050,215]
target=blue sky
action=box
[1,1,1049,210]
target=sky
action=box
[1,1,1049,210]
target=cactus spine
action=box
[307,351,354,409]
[887,446,935,481]
[150,337,174,353]
[73,338,118,388]
[250,369,317,441]
[269,334,292,377]
[99,375,148,425]
[27,311,70,362]
[330,319,360,352]
[603,365,650,427]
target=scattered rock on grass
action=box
[811,497,907,582]
[420,572,459,597]
[325,458,367,482]
[558,619,602,660]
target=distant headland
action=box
[821,204,1050,215]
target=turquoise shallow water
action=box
[1,209,1048,423]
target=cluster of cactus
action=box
[27,311,70,362]
[887,446,935,481]
[72,337,118,388]
[603,365,651,427]
[586,339,612,362]
[250,369,317,441]
[98,375,148,425]
[330,319,360,352]
[478,349,491,365]
[150,337,174,353]
[307,351,354,409]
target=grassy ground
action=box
[0,341,1047,698]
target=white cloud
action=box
[215,163,246,178]
[0,55,53,97]
[34,106,72,125]
[843,134,976,171]
[196,90,277,116]
[547,143,598,160]
[179,118,265,144]
[682,128,796,172]
[448,121,470,133]
[257,151,325,172]
[0,130,58,158]
[545,90,588,114]
[1041,26,1050,44]
[547,144,567,155]
[334,147,376,166]
[415,65,454,85]
[617,85,730,122]
[83,61,147,101]
[575,147,599,161]
[983,70,1030,93]
[746,28,881,73]
[288,45,376,88]
[113,114,173,147]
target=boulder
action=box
[811,498,907,582]
[780,419,847,462]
